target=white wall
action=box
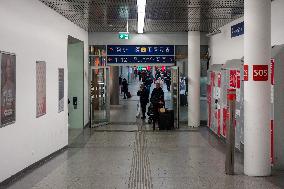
[89,32,209,46]
[271,0,284,46]
[209,0,284,65]
[209,17,244,65]
[0,0,88,182]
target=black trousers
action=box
[141,103,147,117]
[152,107,159,130]
[167,84,170,91]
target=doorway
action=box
[67,36,84,129]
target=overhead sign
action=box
[119,33,129,40]
[253,65,269,81]
[107,56,175,64]
[231,21,244,38]
[107,45,175,56]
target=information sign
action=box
[244,65,248,81]
[231,21,244,38]
[107,56,175,64]
[253,65,269,81]
[119,33,129,40]
[107,45,175,56]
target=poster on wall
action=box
[58,68,64,113]
[36,61,46,118]
[0,52,16,127]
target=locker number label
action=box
[253,65,269,81]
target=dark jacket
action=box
[119,76,122,85]
[145,77,153,87]
[150,87,164,106]
[137,87,149,104]
[164,77,171,85]
[122,79,128,92]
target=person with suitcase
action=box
[150,82,164,130]
[164,75,171,92]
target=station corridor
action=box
[2,0,284,188]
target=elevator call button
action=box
[253,65,269,81]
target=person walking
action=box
[150,82,164,130]
[122,78,128,99]
[137,84,149,119]
[144,74,153,92]
[164,75,171,92]
[119,75,123,94]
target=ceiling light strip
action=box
[137,0,146,33]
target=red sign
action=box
[253,65,269,81]
[244,65,248,81]
[229,70,240,88]
[236,70,241,88]
[271,59,275,85]
[222,108,227,137]
[218,72,221,87]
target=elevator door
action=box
[90,66,110,127]
[171,66,180,129]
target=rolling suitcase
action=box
[127,92,132,98]
[158,110,174,130]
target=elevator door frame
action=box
[171,66,180,129]
[90,66,110,127]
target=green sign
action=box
[119,33,129,40]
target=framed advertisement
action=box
[58,68,64,113]
[0,51,16,127]
[36,61,46,118]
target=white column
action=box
[188,31,200,127]
[244,0,271,176]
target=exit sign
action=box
[119,32,129,40]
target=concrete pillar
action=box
[244,0,271,176]
[110,66,120,105]
[188,31,200,127]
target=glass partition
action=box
[171,66,180,128]
[90,66,110,127]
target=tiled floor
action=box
[3,126,284,189]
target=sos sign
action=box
[253,65,269,81]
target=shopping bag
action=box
[136,102,141,118]
[159,107,166,113]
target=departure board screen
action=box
[107,56,175,64]
[107,45,175,56]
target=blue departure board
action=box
[231,21,244,38]
[107,45,175,56]
[107,56,175,64]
